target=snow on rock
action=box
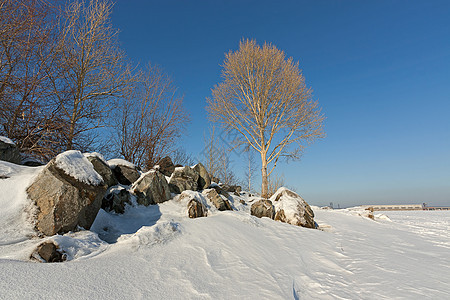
[107,158,136,169]
[55,150,103,186]
[270,187,316,228]
[0,136,15,145]
[83,152,107,164]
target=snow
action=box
[0,135,15,145]
[270,187,309,225]
[83,152,107,164]
[1,163,450,299]
[55,150,103,186]
[107,158,136,169]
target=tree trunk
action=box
[261,152,268,199]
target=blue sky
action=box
[111,0,450,207]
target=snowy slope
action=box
[0,162,449,299]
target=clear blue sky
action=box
[111,0,450,207]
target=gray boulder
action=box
[87,156,118,187]
[203,189,232,211]
[209,184,231,199]
[0,137,21,164]
[102,188,131,214]
[132,170,171,205]
[27,159,106,236]
[270,188,316,229]
[157,156,175,177]
[193,163,211,190]
[168,166,199,194]
[112,164,140,185]
[251,200,275,219]
[222,185,242,194]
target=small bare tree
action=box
[115,63,188,170]
[267,173,285,198]
[202,125,221,179]
[49,0,131,151]
[202,125,238,185]
[208,40,325,198]
[171,148,195,166]
[245,151,257,192]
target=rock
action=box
[27,156,107,235]
[270,187,315,229]
[250,199,275,219]
[0,137,21,164]
[239,199,246,205]
[222,185,242,194]
[87,156,118,187]
[131,170,171,205]
[102,188,131,214]
[187,199,208,218]
[32,241,66,263]
[193,163,211,190]
[211,176,220,184]
[157,156,175,177]
[209,184,231,199]
[177,191,208,218]
[203,189,232,211]
[168,166,199,194]
[112,164,140,185]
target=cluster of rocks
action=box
[24,151,236,239]
[1,140,318,262]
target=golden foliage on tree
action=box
[207,39,325,198]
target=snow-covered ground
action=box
[1,162,449,299]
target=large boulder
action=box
[193,163,211,190]
[270,187,316,229]
[86,154,118,187]
[108,159,140,185]
[188,199,207,218]
[27,151,106,235]
[168,166,199,194]
[203,188,232,211]
[0,136,21,164]
[131,170,171,205]
[250,199,275,219]
[177,191,208,218]
[157,156,175,177]
[102,187,131,214]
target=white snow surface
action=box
[0,135,15,145]
[1,163,450,299]
[55,150,103,186]
[107,158,136,169]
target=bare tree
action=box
[49,0,131,151]
[207,39,325,198]
[172,148,195,166]
[115,63,188,170]
[245,151,257,192]
[267,173,285,198]
[202,125,239,185]
[0,0,65,161]
[202,125,221,179]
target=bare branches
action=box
[51,0,131,151]
[208,39,325,197]
[115,63,189,170]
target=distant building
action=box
[360,204,423,211]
